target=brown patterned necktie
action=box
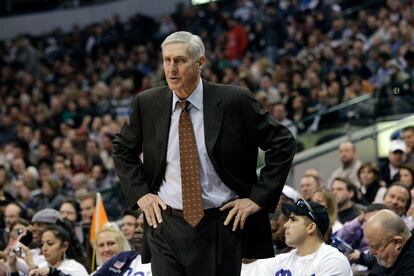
[178,101,204,227]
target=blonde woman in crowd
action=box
[312,187,343,233]
[93,223,131,272]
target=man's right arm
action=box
[112,96,167,227]
[112,96,150,209]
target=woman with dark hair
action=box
[10,220,88,276]
[397,164,414,189]
[358,162,386,204]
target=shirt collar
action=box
[172,78,203,112]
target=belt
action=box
[164,205,224,218]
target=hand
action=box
[29,266,50,276]
[20,245,36,269]
[137,194,167,229]
[220,198,262,231]
[348,249,361,262]
[7,251,18,272]
[357,213,365,224]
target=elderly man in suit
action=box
[112,31,296,276]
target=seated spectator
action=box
[271,103,298,138]
[11,220,88,276]
[327,141,362,188]
[397,164,414,189]
[94,223,131,270]
[380,140,407,187]
[121,210,140,248]
[241,200,352,275]
[59,199,79,224]
[133,213,144,253]
[4,203,24,234]
[312,187,343,233]
[93,215,151,276]
[337,204,389,264]
[271,185,300,255]
[299,174,321,201]
[33,177,65,211]
[269,209,292,256]
[331,178,361,224]
[402,126,414,165]
[383,183,414,229]
[29,208,63,268]
[364,209,414,275]
[358,162,387,204]
[89,164,114,190]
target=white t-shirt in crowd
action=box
[58,259,88,276]
[241,243,352,276]
[122,254,152,276]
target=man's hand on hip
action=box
[220,198,262,231]
[137,194,167,229]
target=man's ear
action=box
[307,222,318,235]
[198,56,206,67]
[394,236,404,251]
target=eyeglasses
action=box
[296,199,320,225]
[368,236,395,252]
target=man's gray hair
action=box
[161,31,205,60]
[367,209,411,240]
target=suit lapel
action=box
[153,88,173,165]
[203,80,223,154]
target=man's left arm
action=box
[222,91,296,230]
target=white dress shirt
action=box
[158,79,237,209]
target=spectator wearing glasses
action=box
[364,209,414,276]
[241,199,352,275]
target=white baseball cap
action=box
[389,139,407,153]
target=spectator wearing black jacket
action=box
[365,209,414,276]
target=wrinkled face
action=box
[97,232,121,264]
[59,203,77,223]
[359,167,376,186]
[121,215,136,240]
[300,176,318,200]
[384,186,409,216]
[162,42,204,99]
[399,168,413,187]
[365,227,401,268]
[284,214,310,247]
[41,231,67,267]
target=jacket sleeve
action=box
[112,95,151,209]
[242,92,296,212]
[358,251,377,269]
[336,217,362,244]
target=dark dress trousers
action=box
[112,80,296,269]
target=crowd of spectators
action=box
[0,0,414,275]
